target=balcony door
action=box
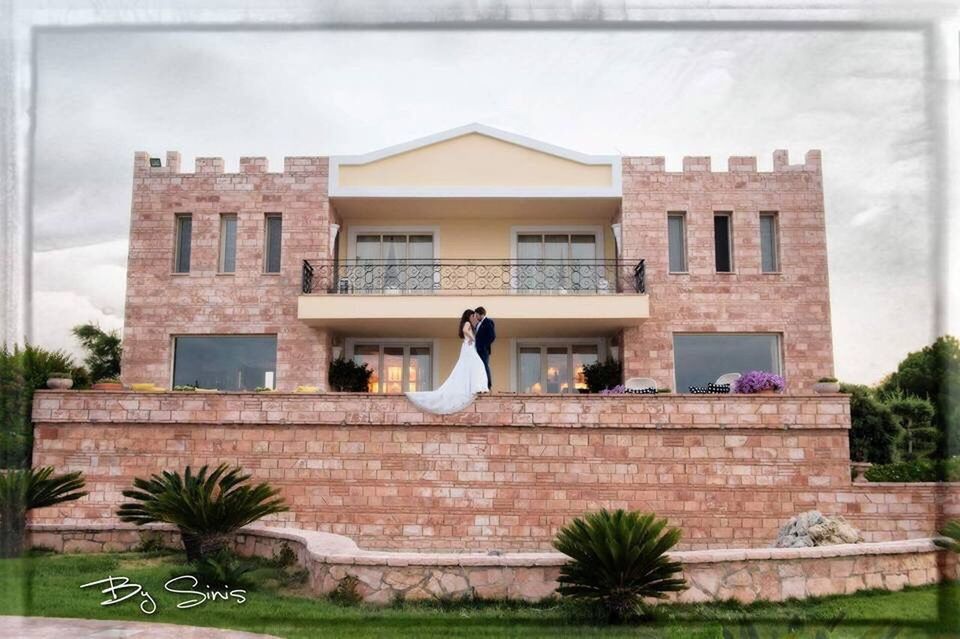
[517,341,601,393]
[514,230,601,292]
[353,232,435,292]
[350,341,433,392]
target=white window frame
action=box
[218,213,238,274]
[346,226,440,260]
[510,225,606,294]
[345,337,439,392]
[667,212,688,273]
[173,213,192,274]
[511,337,606,393]
[263,213,283,274]
[759,211,781,273]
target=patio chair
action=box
[624,377,658,391]
[715,372,742,386]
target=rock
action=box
[774,511,863,548]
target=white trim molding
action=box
[345,225,441,260]
[328,123,622,199]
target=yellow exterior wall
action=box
[337,215,616,262]
[338,133,613,189]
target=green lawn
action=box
[0,550,958,638]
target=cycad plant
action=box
[117,464,288,562]
[553,509,687,623]
[0,466,87,557]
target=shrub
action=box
[71,323,122,382]
[818,377,838,383]
[328,357,374,392]
[885,390,938,461]
[935,520,960,554]
[329,575,363,606]
[173,385,197,391]
[0,466,86,557]
[552,509,686,623]
[272,542,297,568]
[842,383,900,464]
[190,549,255,590]
[581,360,623,393]
[734,371,785,394]
[863,457,960,482]
[117,464,288,562]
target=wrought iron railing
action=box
[301,259,646,295]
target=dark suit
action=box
[474,317,496,389]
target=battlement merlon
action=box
[624,150,822,174]
[133,153,329,177]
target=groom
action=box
[473,307,495,390]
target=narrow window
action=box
[264,214,282,273]
[759,212,780,272]
[173,214,192,273]
[667,213,687,272]
[219,214,237,273]
[713,213,733,273]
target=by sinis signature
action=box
[80,575,247,615]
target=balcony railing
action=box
[302,259,646,295]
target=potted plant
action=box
[813,377,840,393]
[581,359,623,394]
[173,384,197,392]
[733,370,785,394]
[328,357,374,392]
[91,377,124,391]
[45,371,73,390]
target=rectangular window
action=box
[264,214,282,273]
[667,213,687,272]
[219,214,237,273]
[352,232,435,290]
[517,342,599,393]
[515,232,599,291]
[173,335,277,391]
[173,214,192,273]
[350,342,432,393]
[713,213,733,272]
[760,212,780,272]
[673,333,781,393]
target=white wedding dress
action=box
[405,323,489,414]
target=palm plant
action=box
[117,464,288,562]
[0,466,86,557]
[553,509,687,623]
[935,519,960,554]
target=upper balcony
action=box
[298,258,648,337]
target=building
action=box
[121,124,834,394]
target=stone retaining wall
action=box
[27,524,958,604]
[31,391,959,551]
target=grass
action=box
[0,549,958,638]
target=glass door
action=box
[515,233,597,292]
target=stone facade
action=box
[27,524,958,605]
[121,152,335,391]
[31,391,958,551]
[618,151,834,390]
[120,139,834,392]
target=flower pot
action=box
[813,381,840,394]
[91,382,123,391]
[46,377,73,390]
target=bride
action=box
[405,309,489,414]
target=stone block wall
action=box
[32,391,957,551]
[121,152,334,391]
[619,150,834,390]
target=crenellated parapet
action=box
[625,149,821,174]
[133,152,328,176]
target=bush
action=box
[552,509,686,623]
[885,391,938,461]
[117,464,288,562]
[71,323,122,382]
[842,383,900,464]
[863,457,960,482]
[328,357,374,392]
[0,466,86,557]
[935,520,960,554]
[581,360,623,393]
[329,575,363,606]
[190,549,255,590]
[734,371,785,394]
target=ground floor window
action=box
[673,333,782,392]
[517,341,600,393]
[350,342,432,393]
[173,335,277,391]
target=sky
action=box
[30,28,946,384]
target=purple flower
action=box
[733,370,785,394]
[599,384,627,395]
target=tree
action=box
[71,323,122,382]
[0,467,86,557]
[842,383,900,464]
[884,391,937,460]
[880,335,960,459]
